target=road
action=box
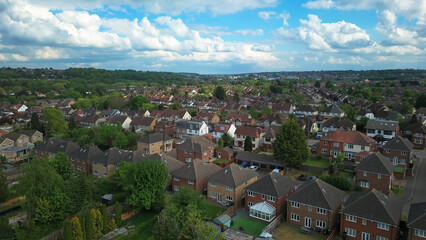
[401,149,426,215]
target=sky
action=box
[0,0,425,74]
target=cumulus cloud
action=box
[34,47,66,59]
[278,11,290,26]
[12,54,29,61]
[258,11,276,20]
[0,53,7,61]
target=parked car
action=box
[249,165,259,171]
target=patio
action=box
[273,222,332,240]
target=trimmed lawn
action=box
[215,158,233,164]
[304,159,329,169]
[121,211,158,240]
[273,222,328,240]
[231,216,267,236]
[394,167,405,173]
[337,170,353,179]
[392,184,404,197]
[201,200,226,220]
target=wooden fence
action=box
[263,213,284,234]
[326,226,337,240]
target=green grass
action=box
[214,158,233,164]
[121,211,158,240]
[273,223,328,240]
[200,200,226,220]
[304,159,329,169]
[394,167,405,173]
[392,184,404,197]
[337,170,353,179]
[231,216,268,236]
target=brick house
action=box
[294,105,318,116]
[318,129,375,160]
[171,159,221,193]
[322,118,356,136]
[130,116,157,132]
[403,123,426,148]
[366,120,399,141]
[262,126,280,153]
[161,110,192,122]
[225,113,256,126]
[340,189,402,240]
[194,112,220,124]
[354,152,394,194]
[245,172,298,222]
[154,120,176,137]
[34,138,80,158]
[234,126,265,150]
[382,136,414,168]
[407,202,426,240]
[176,136,215,163]
[68,145,103,176]
[286,178,346,231]
[19,130,43,144]
[207,163,258,205]
[216,147,234,160]
[137,133,173,155]
[92,148,131,178]
[160,154,185,189]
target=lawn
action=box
[200,200,226,219]
[304,159,329,169]
[231,216,268,236]
[120,211,158,240]
[273,222,328,240]
[337,170,353,179]
[392,184,404,197]
[214,158,233,164]
[394,167,405,173]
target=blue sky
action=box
[0,0,425,74]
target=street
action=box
[401,149,426,215]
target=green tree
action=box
[112,133,128,149]
[292,92,306,105]
[325,80,334,88]
[221,133,233,147]
[49,152,74,181]
[170,187,203,211]
[64,219,72,240]
[217,138,224,149]
[43,107,69,136]
[90,208,103,240]
[34,197,54,224]
[71,216,84,240]
[399,101,413,114]
[0,171,8,202]
[244,136,253,152]
[114,201,122,227]
[69,117,77,130]
[233,93,240,103]
[272,118,310,168]
[0,155,7,165]
[108,219,117,231]
[213,86,226,100]
[356,117,369,132]
[85,211,93,240]
[128,96,149,110]
[262,105,272,116]
[319,175,351,191]
[415,93,426,108]
[0,217,14,239]
[30,112,40,130]
[117,159,169,211]
[340,104,356,121]
[181,210,224,240]
[100,204,108,234]
[315,81,321,88]
[170,102,181,110]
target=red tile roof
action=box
[321,129,375,146]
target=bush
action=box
[320,175,352,191]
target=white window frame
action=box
[210,182,216,187]
[248,202,254,207]
[377,236,388,240]
[345,228,356,237]
[360,181,370,188]
[291,202,300,208]
[188,179,194,185]
[362,219,367,225]
[316,220,326,229]
[174,185,179,191]
[378,174,381,179]
[226,185,234,191]
[415,229,426,238]
[346,215,357,222]
[377,222,389,230]
[174,176,180,181]
[291,213,300,222]
[226,196,233,201]
[317,208,326,215]
[248,191,255,197]
[209,191,216,198]
[268,196,276,202]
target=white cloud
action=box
[12,54,29,61]
[258,11,276,20]
[34,47,66,59]
[233,29,264,36]
[278,11,290,26]
[155,16,189,37]
[0,53,7,61]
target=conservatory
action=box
[249,201,276,222]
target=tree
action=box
[114,201,122,227]
[410,114,418,124]
[181,210,225,240]
[217,138,224,149]
[30,112,40,130]
[34,197,55,224]
[415,93,426,109]
[85,211,93,240]
[100,204,108,234]
[292,92,306,105]
[108,219,117,231]
[64,219,72,240]
[325,80,334,88]
[262,105,272,116]
[170,102,181,110]
[112,133,128,149]
[69,117,77,130]
[315,81,321,88]
[319,175,351,191]
[213,86,226,100]
[221,133,233,147]
[129,96,149,110]
[0,171,8,202]
[90,208,103,240]
[356,117,369,132]
[0,155,7,165]
[170,187,203,211]
[233,93,240,103]
[0,217,14,239]
[43,107,69,136]
[272,118,310,168]
[244,136,253,152]
[71,217,84,240]
[117,159,169,211]
[49,152,74,181]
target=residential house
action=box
[130,116,157,133]
[171,159,221,193]
[0,133,32,162]
[255,114,285,128]
[161,110,192,122]
[320,105,345,119]
[11,104,28,113]
[262,126,280,153]
[340,190,402,240]
[68,145,103,176]
[375,110,402,122]
[176,119,209,139]
[245,172,298,222]
[382,136,414,168]
[234,126,265,150]
[212,123,236,143]
[366,120,399,141]
[34,138,80,158]
[207,163,258,205]
[298,116,318,136]
[354,152,394,194]
[176,136,215,163]
[225,113,256,126]
[107,115,132,130]
[216,147,234,160]
[407,202,426,240]
[92,148,132,178]
[154,120,176,137]
[194,112,220,124]
[272,102,294,115]
[356,109,375,120]
[137,133,173,154]
[287,178,346,231]
[294,105,318,116]
[235,152,284,170]
[76,115,106,128]
[160,154,185,189]
[318,129,376,160]
[0,129,8,138]
[322,118,356,136]
[18,130,43,144]
[100,109,121,119]
[403,123,426,148]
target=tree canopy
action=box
[43,107,68,136]
[213,86,226,100]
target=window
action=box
[291,214,300,222]
[333,142,339,147]
[377,222,389,230]
[226,196,233,201]
[185,157,192,162]
[377,236,388,240]
[308,206,312,211]
[348,144,354,149]
[360,181,370,188]
[188,179,194,185]
[402,151,406,156]
[415,229,426,238]
[226,185,234,191]
[345,228,356,237]
[377,174,381,179]
[386,149,391,153]
[248,191,255,197]
[361,146,365,150]
[362,219,367,225]
[210,191,216,198]
[316,220,326,228]
[262,194,265,200]
[291,202,300,208]
[363,171,367,177]
[210,182,216,187]
[174,185,179,191]
[367,129,375,133]
[324,141,328,145]
[322,149,328,154]
[248,202,254,207]
[174,176,180,181]
[317,208,326,215]
[384,130,392,135]
[268,196,276,202]
[346,215,357,222]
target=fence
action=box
[41,228,63,240]
[263,213,284,234]
[300,165,324,175]
[326,226,337,240]
[222,199,244,216]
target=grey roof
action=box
[366,120,398,131]
[207,163,259,188]
[34,138,80,155]
[107,115,129,124]
[342,189,402,226]
[18,130,41,138]
[68,145,103,163]
[171,159,221,181]
[323,118,355,129]
[322,105,344,114]
[138,133,172,144]
[296,105,317,112]
[127,151,161,163]
[355,152,394,175]
[245,172,298,198]
[0,133,26,142]
[407,202,426,230]
[176,119,204,129]
[383,136,414,152]
[235,152,281,165]
[213,214,232,225]
[92,147,132,167]
[161,154,185,173]
[405,123,426,134]
[177,136,214,153]
[286,178,346,210]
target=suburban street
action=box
[401,149,426,215]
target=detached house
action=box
[322,118,356,136]
[340,190,402,240]
[318,129,375,160]
[207,163,258,205]
[68,145,103,176]
[176,119,209,139]
[366,120,399,141]
[137,133,173,154]
[286,178,346,231]
[354,152,394,194]
[382,136,414,168]
[107,115,132,130]
[171,159,221,193]
[92,148,131,178]
[294,105,318,116]
[225,113,256,126]
[161,110,192,122]
[245,172,298,222]
[176,136,215,163]
[130,116,157,133]
[262,126,280,153]
[212,123,236,143]
[234,126,265,150]
[320,105,345,119]
[0,133,32,162]
[403,123,426,148]
[194,112,220,124]
[407,202,426,240]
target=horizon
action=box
[0,0,425,74]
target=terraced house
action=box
[137,133,173,155]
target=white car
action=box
[249,165,259,171]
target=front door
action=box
[361,232,370,240]
[218,194,222,202]
[393,157,398,165]
[304,217,312,228]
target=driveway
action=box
[401,149,426,215]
